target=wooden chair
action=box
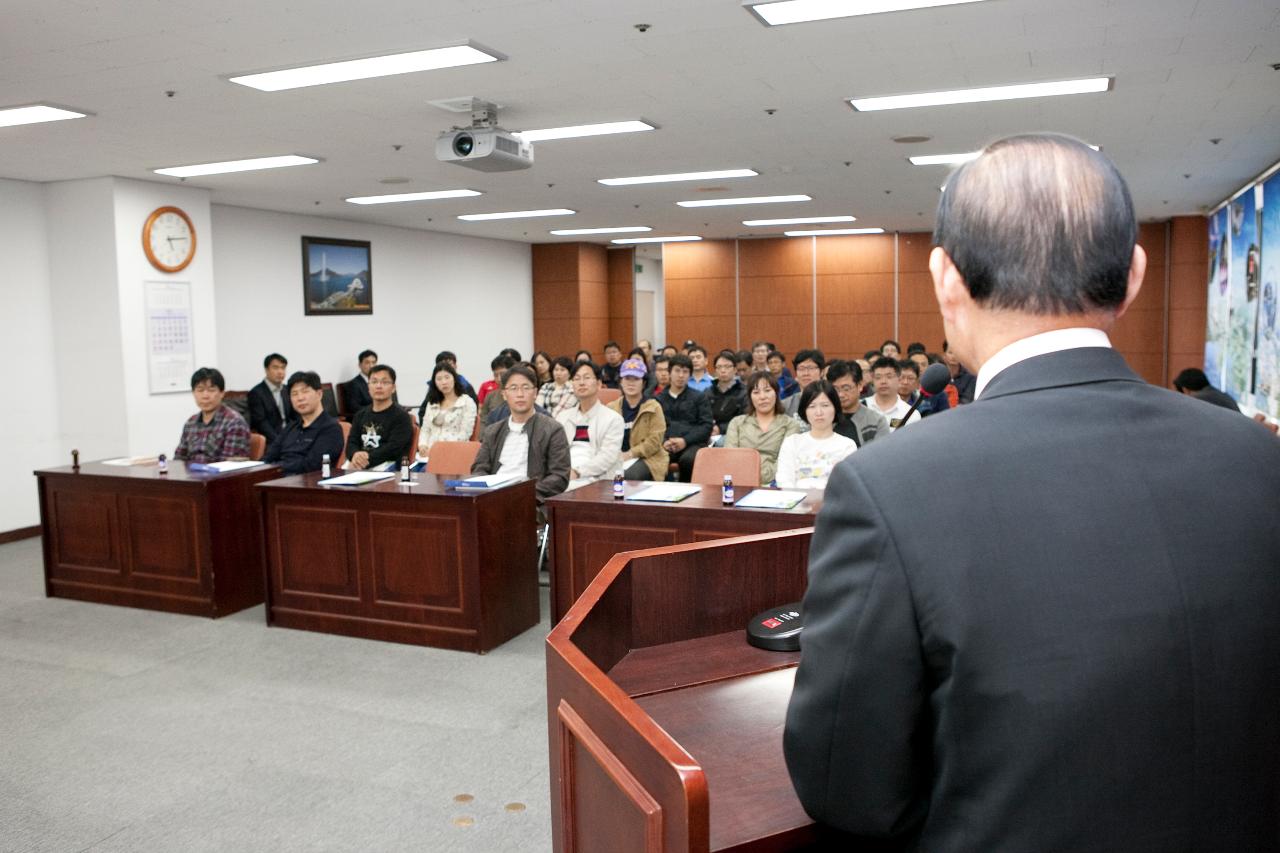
[690,447,761,487]
[248,432,266,461]
[597,387,622,404]
[408,423,420,462]
[335,421,352,467]
[427,440,482,475]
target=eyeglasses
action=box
[504,384,536,394]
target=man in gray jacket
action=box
[471,364,570,510]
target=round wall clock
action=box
[142,206,196,273]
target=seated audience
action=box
[775,380,857,490]
[343,349,377,412]
[651,355,671,396]
[660,344,678,359]
[574,349,593,363]
[479,355,517,423]
[687,345,713,392]
[880,339,902,359]
[908,350,931,378]
[247,352,294,443]
[608,358,668,480]
[433,350,474,395]
[628,346,658,396]
[784,349,825,417]
[657,354,713,482]
[498,347,522,363]
[173,367,251,463]
[857,353,876,397]
[344,364,413,470]
[471,365,570,507]
[418,362,479,457]
[867,356,920,429]
[942,339,976,405]
[599,341,624,389]
[905,341,927,356]
[734,350,753,383]
[1172,367,1241,412]
[531,350,553,386]
[767,350,799,399]
[725,371,804,485]
[751,340,772,373]
[899,359,950,417]
[537,355,577,419]
[708,349,747,438]
[262,371,345,474]
[827,360,889,446]
[557,361,624,487]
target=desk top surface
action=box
[35,459,279,483]
[547,480,825,516]
[257,471,534,499]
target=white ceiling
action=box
[2,0,1278,243]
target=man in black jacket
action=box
[343,364,413,470]
[262,371,345,475]
[247,352,294,442]
[784,133,1280,851]
[655,354,712,482]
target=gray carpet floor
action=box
[0,537,554,852]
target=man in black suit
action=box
[247,352,294,442]
[784,133,1280,851]
[343,349,377,413]
[1172,366,1242,412]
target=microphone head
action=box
[920,362,951,396]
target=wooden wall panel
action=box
[533,243,586,360]
[1111,223,1170,385]
[816,234,895,274]
[607,248,635,348]
[664,241,736,349]
[664,240,735,280]
[1167,215,1208,380]
[816,234,897,359]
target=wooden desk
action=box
[35,460,281,617]
[257,473,538,653]
[546,481,823,623]
[546,529,818,852]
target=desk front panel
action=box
[259,474,538,652]
[547,483,822,623]
[35,461,279,617]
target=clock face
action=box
[143,207,196,272]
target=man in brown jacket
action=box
[471,364,571,507]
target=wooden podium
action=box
[545,528,820,852]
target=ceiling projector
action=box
[435,99,533,172]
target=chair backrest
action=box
[408,423,420,461]
[320,383,341,418]
[690,447,761,488]
[336,420,352,467]
[248,432,266,461]
[222,390,251,421]
[597,388,622,404]
[427,440,482,475]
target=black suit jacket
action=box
[784,347,1280,851]
[247,380,294,442]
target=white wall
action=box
[0,179,63,531]
[211,205,532,405]
[635,251,665,348]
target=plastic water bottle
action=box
[157,453,168,475]
[722,474,734,505]
[321,453,331,478]
[613,469,625,499]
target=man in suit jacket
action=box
[471,363,570,507]
[342,349,377,413]
[247,352,294,442]
[783,133,1280,851]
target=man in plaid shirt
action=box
[173,367,250,463]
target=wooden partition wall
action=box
[660,218,1208,387]
[532,243,635,361]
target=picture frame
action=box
[302,236,372,316]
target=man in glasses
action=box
[471,364,570,510]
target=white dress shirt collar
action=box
[975,327,1112,400]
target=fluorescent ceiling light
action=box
[912,143,1101,166]
[228,44,502,92]
[0,103,89,128]
[153,155,319,177]
[744,215,856,226]
[785,227,885,236]
[746,0,989,26]
[345,189,481,205]
[516,120,655,142]
[458,208,575,221]
[849,77,1112,111]
[549,226,652,235]
[611,236,703,244]
[677,194,811,208]
[599,168,758,186]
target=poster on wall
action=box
[1222,186,1260,402]
[302,236,373,316]
[1204,206,1230,388]
[145,280,195,394]
[1257,173,1280,417]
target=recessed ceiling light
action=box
[746,0,990,26]
[677,194,811,208]
[598,168,759,186]
[784,227,885,236]
[743,215,856,226]
[549,226,653,235]
[911,143,1101,165]
[515,120,655,142]
[153,155,320,177]
[345,189,481,204]
[457,208,576,221]
[849,77,1112,111]
[611,236,703,244]
[0,103,90,128]
[228,43,503,92]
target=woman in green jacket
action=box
[724,370,804,485]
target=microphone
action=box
[897,362,952,425]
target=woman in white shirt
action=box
[418,362,477,457]
[537,356,577,418]
[775,380,857,490]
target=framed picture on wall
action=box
[302,236,372,316]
